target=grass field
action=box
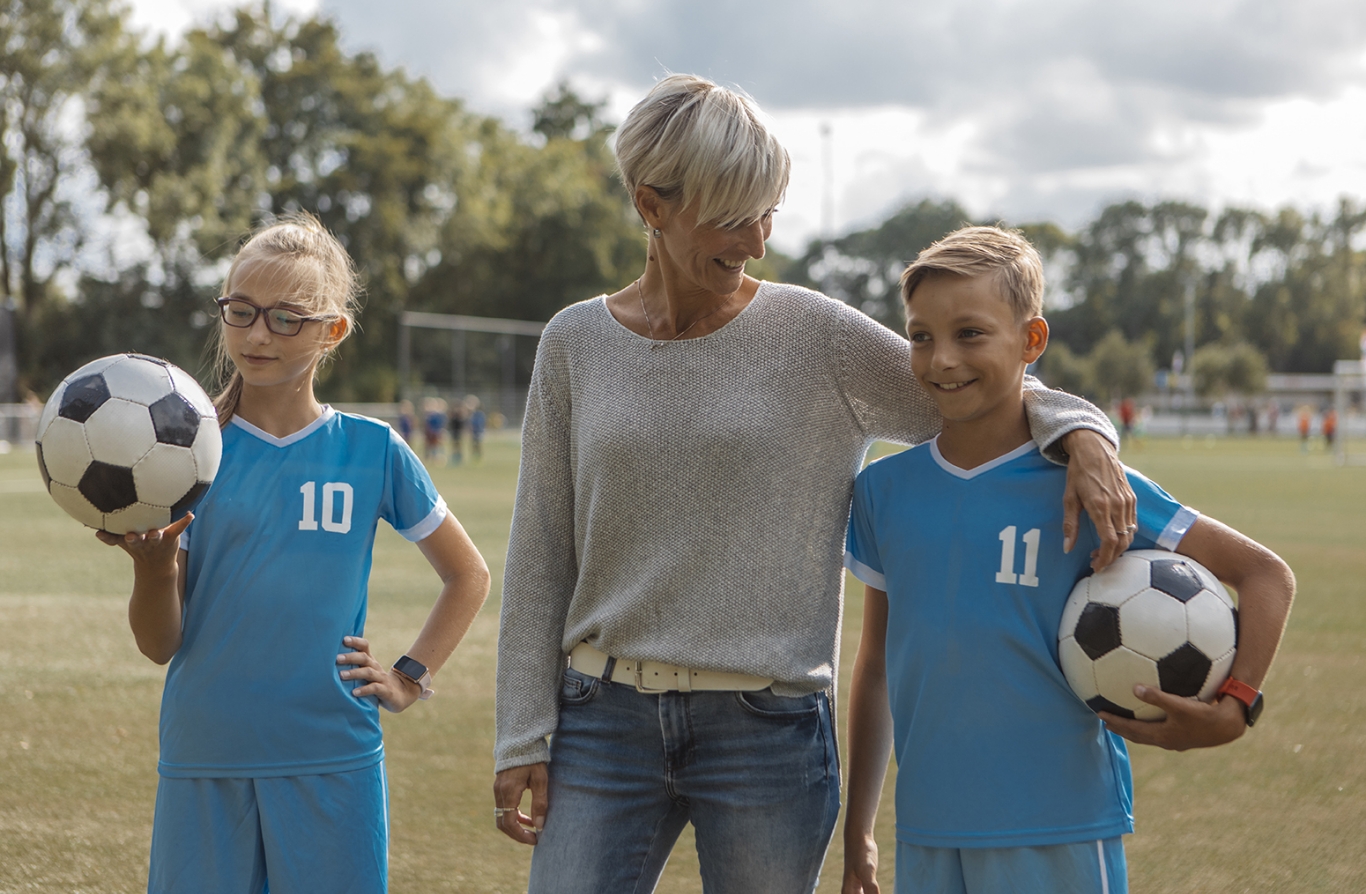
[0,434,1362,892]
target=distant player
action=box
[466,396,486,459]
[840,227,1295,894]
[98,214,490,894]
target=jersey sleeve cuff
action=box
[399,498,448,542]
[844,552,887,590]
[1156,506,1200,551]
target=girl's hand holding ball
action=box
[95,513,194,569]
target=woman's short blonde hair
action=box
[614,74,790,229]
[900,225,1045,321]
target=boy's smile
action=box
[905,272,1048,464]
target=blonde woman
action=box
[493,76,1136,892]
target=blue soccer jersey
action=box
[845,438,1198,848]
[162,408,446,778]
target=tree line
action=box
[792,197,1366,400]
[4,1,1363,402]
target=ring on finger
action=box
[1125,523,1138,534]
[494,807,512,821]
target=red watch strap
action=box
[1218,677,1259,707]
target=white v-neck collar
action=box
[230,406,335,447]
[929,436,1038,480]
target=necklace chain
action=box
[636,278,732,349]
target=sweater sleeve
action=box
[494,325,579,771]
[833,297,1118,460]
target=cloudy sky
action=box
[129,0,1366,254]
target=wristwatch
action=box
[391,655,435,700]
[1217,677,1263,727]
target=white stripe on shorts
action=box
[1097,839,1110,894]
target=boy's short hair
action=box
[900,225,1045,321]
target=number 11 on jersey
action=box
[996,525,1041,587]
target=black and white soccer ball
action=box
[1058,550,1237,721]
[35,354,221,535]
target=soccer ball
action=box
[35,354,221,535]
[1058,550,1237,721]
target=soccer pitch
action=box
[0,435,1361,892]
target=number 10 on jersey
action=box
[299,481,353,534]
[997,525,1040,587]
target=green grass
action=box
[0,435,1362,892]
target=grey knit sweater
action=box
[494,282,1116,771]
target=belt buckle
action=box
[633,659,672,694]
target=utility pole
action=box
[820,122,834,242]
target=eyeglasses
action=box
[216,297,334,337]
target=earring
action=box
[652,228,662,238]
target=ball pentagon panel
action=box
[1074,602,1122,660]
[58,374,112,424]
[78,461,139,513]
[1156,643,1213,698]
[149,392,201,447]
[1148,557,1206,603]
[166,365,217,418]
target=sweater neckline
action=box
[596,280,770,347]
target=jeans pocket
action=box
[733,688,820,719]
[559,667,601,707]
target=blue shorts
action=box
[896,837,1126,894]
[148,763,388,894]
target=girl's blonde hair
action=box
[614,74,790,229]
[211,212,362,425]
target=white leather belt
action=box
[568,642,774,693]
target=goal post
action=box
[1333,359,1365,467]
[397,311,546,423]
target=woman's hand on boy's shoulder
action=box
[337,636,422,713]
[1099,684,1247,751]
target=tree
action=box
[0,0,129,387]
[789,198,974,327]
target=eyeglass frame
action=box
[216,296,337,337]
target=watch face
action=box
[394,655,429,681]
[1246,692,1264,727]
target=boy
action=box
[840,226,1295,894]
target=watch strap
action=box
[392,655,435,700]
[1217,677,1262,726]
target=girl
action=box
[99,214,490,894]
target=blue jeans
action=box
[527,668,841,894]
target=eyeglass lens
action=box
[220,299,307,335]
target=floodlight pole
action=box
[1182,280,1196,434]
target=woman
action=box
[493,74,1135,893]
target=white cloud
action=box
[126,0,1366,253]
